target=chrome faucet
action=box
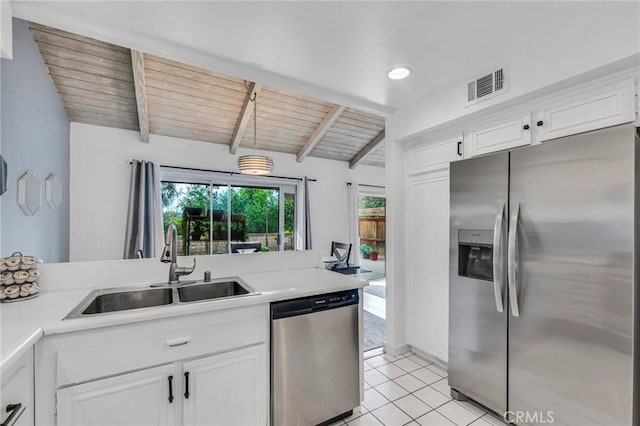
[161,224,196,284]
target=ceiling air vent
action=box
[467,68,506,104]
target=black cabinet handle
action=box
[184,372,190,399]
[168,376,174,403]
[537,120,544,127]
[457,141,462,156]
[523,124,530,130]
[1,403,23,426]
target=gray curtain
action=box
[123,160,163,259]
[304,176,312,249]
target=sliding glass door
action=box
[230,186,279,252]
[282,186,296,251]
[161,180,295,255]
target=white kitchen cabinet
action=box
[0,349,34,426]
[57,364,178,426]
[407,134,463,176]
[182,345,266,426]
[36,305,269,425]
[465,114,532,157]
[405,168,450,361]
[536,78,636,142]
[56,344,267,426]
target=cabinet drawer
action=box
[52,305,268,386]
[0,349,34,426]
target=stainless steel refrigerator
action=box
[449,124,638,426]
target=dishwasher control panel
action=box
[271,289,359,319]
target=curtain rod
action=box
[128,162,317,182]
[346,182,385,189]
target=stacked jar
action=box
[0,252,41,302]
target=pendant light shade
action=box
[238,83,274,175]
[237,155,274,175]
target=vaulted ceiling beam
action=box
[130,50,149,143]
[296,105,345,163]
[230,82,263,154]
[349,129,385,169]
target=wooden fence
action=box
[359,207,386,258]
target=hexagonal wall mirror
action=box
[17,171,41,215]
[0,155,7,196]
[45,173,62,209]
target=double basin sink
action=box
[64,278,257,320]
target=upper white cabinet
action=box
[536,79,636,142]
[408,134,463,175]
[0,349,34,426]
[466,114,532,158]
[57,364,178,426]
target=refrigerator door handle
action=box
[508,203,521,317]
[492,201,505,312]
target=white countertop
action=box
[1,266,366,374]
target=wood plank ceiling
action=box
[29,23,386,168]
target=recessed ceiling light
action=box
[387,67,411,80]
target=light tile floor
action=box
[331,352,506,426]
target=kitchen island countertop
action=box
[1,254,366,374]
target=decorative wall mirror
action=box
[0,155,7,196]
[45,173,62,209]
[17,171,42,215]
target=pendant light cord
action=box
[253,91,257,155]
[245,80,258,155]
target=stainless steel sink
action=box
[178,280,250,303]
[64,277,257,319]
[81,288,174,315]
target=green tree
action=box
[179,185,210,211]
[161,182,178,208]
[359,196,385,209]
[284,196,294,233]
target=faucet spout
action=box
[161,224,195,284]
[161,224,177,263]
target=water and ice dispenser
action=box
[458,229,494,281]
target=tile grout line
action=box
[351,354,492,426]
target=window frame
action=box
[160,167,300,254]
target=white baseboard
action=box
[408,345,448,368]
[384,343,410,357]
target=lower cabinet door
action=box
[0,349,34,426]
[57,364,178,426]
[182,345,266,426]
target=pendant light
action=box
[237,85,274,175]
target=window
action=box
[161,171,297,256]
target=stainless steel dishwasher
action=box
[271,289,359,426]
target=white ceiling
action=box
[11,1,640,112]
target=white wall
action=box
[0,2,12,60]
[390,8,640,142]
[0,18,70,262]
[69,123,384,262]
[383,122,406,356]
